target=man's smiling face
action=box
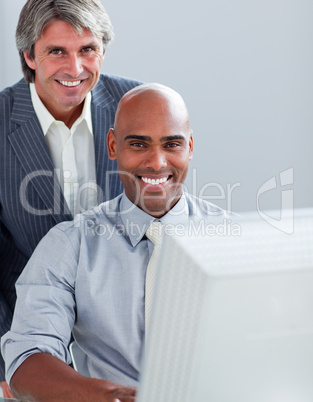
[107,84,193,217]
[23,20,104,124]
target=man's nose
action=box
[64,53,84,78]
[144,149,167,171]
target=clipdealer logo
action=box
[256,168,294,234]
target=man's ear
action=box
[23,50,36,70]
[107,128,117,160]
[189,129,194,160]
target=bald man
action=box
[1,84,231,401]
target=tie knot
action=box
[146,221,163,246]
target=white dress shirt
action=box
[30,83,97,216]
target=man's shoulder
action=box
[99,73,142,89]
[0,79,31,120]
[93,74,142,102]
[184,192,234,219]
[53,194,123,236]
[0,79,33,131]
[0,78,28,101]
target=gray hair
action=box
[16,0,114,82]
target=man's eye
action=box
[81,47,93,53]
[50,49,63,55]
[166,142,180,148]
[130,142,145,148]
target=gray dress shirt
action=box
[1,192,231,386]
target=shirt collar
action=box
[29,83,93,135]
[120,191,190,247]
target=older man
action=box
[2,83,232,401]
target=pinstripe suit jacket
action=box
[0,74,141,379]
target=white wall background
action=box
[1,0,312,213]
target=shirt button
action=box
[64,171,71,179]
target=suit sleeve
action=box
[0,220,28,381]
[0,290,12,380]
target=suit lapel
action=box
[91,81,120,203]
[8,80,72,223]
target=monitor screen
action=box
[137,209,313,402]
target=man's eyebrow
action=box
[124,135,152,142]
[44,42,100,53]
[81,41,103,50]
[123,134,187,142]
[45,45,67,52]
[160,135,186,142]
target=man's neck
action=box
[46,103,84,129]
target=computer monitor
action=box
[137,209,313,402]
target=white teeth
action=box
[141,177,168,185]
[58,80,82,87]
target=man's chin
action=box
[138,197,181,218]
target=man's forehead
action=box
[113,84,190,141]
[39,20,100,43]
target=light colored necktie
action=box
[145,221,163,333]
